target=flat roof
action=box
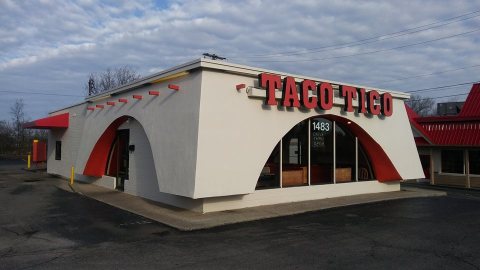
[50,58,410,114]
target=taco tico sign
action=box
[258,73,393,116]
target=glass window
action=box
[256,142,281,189]
[441,150,464,174]
[310,118,334,185]
[469,150,480,175]
[55,141,61,160]
[256,117,374,189]
[282,121,308,187]
[335,123,355,183]
[358,143,374,181]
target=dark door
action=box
[116,129,130,191]
[419,154,430,179]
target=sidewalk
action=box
[55,178,446,231]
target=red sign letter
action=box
[381,93,393,116]
[317,82,333,110]
[367,90,381,115]
[357,88,367,113]
[281,76,300,108]
[339,85,357,112]
[300,80,317,109]
[259,73,281,106]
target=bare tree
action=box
[9,99,27,154]
[0,120,15,155]
[116,66,141,85]
[406,94,435,116]
[86,65,141,96]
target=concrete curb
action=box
[54,179,446,231]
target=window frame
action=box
[440,149,464,175]
[55,141,62,161]
[469,150,480,175]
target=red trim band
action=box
[83,116,129,177]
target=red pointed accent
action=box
[83,116,128,177]
[87,107,95,111]
[96,105,104,109]
[133,95,143,100]
[107,101,115,106]
[118,98,128,103]
[168,84,180,91]
[149,90,160,96]
[236,83,246,91]
[326,115,402,182]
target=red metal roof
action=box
[420,121,480,145]
[407,83,480,146]
[23,113,69,129]
[405,105,433,144]
[459,83,480,117]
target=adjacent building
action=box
[408,83,480,188]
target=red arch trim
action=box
[325,115,402,182]
[83,116,128,177]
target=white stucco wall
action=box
[80,71,201,198]
[48,69,203,198]
[122,119,204,210]
[194,68,424,198]
[47,105,87,178]
[202,181,400,213]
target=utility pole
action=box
[88,77,95,96]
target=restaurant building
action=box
[25,59,424,212]
[408,83,480,188]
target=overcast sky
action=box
[1,0,479,121]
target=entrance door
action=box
[116,129,130,191]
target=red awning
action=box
[23,113,69,129]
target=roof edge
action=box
[199,59,411,99]
[50,58,411,114]
[85,58,203,102]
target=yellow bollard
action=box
[70,166,74,185]
[27,154,31,169]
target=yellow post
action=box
[27,154,31,169]
[70,166,74,185]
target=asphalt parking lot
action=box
[1,159,480,269]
